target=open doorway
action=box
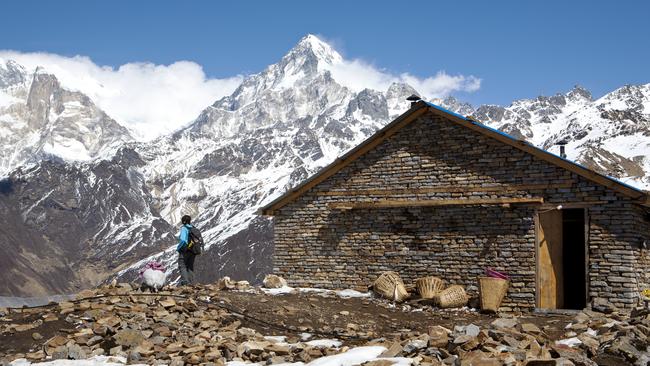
[537,208,587,309]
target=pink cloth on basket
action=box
[486,268,509,280]
[139,261,166,278]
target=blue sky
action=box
[0,0,648,105]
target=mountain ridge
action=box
[0,35,649,296]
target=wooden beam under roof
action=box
[328,197,544,210]
[316,183,574,197]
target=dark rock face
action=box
[0,157,172,296]
[475,105,507,122]
[346,89,389,121]
[195,216,274,285]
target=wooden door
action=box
[537,210,563,309]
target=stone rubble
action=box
[263,275,288,289]
[0,281,649,366]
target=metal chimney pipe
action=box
[556,140,568,159]
[406,94,421,108]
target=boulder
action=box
[491,317,518,330]
[216,277,235,290]
[114,329,145,348]
[428,325,450,348]
[263,274,288,289]
[591,298,617,314]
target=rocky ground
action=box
[1,282,649,366]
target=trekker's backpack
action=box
[186,225,204,255]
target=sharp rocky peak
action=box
[208,34,345,113]
[273,34,343,78]
[566,84,592,102]
[0,58,27,88]
[386,82,419,98]
[286,34,343,67]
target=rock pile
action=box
[0,282,356,365]
[369,309,650,366]
[1,281,649,366]
[263,275,287,289]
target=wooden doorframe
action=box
[534,208,590,309]
[535,209,564,309]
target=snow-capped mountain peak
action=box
[0,58,27,88]
[190,36,359,138]
[289,34,344,67]
[567,84,593,102]
[0,64,133,174]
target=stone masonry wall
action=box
[272,112,648,310]
[632,205,650,292]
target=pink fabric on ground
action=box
[139,261,166,277]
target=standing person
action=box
[177,215,196,285]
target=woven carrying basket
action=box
[479,276,509,312]
[373,271,409,302]
[415,276,445,299]
[437,285,468,308]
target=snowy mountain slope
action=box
[442,84,650,188]
[114,36,416,284]
[0,35,648,296]
[0,149,172,296]
[0,59,133,176]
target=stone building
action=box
[259,101,650,311]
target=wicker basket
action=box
[479,276,509,312]
[437,285,468,308]
[373,271,409,302]
[415,276,445,299]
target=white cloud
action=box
[323,58,481,98]
[0,39,480,140]
[401,71,481,96]
[0,51,243,141]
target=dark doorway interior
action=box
[562,208,587,309]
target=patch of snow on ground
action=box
[556,337,582,347]
[262,287,371,299]
[335,289,371,298]
[261,286,295,295]
[297,288,329,294]
[308,346,411,366]
[306,339,343,348]
[264,335,287,343]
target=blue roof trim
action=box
[425,102,469,121]
[424,101,645,195]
